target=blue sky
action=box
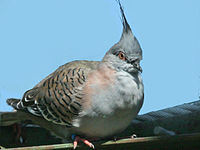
[0,0,199,114]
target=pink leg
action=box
[73,136,95,149]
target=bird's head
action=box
[103,1,142,74]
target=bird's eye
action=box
[118,51,126,61]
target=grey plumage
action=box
[108,0,142,61]
[3,1,144,145]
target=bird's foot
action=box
[72,134,95,149]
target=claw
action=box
[82,139,95,149]
[73,138,78,149]
[72,135,95,149]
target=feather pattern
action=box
[5,1,144,143]
[7,61,100,127]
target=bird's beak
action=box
[133,61,142,73]
[137,64,143,73]
[128,58,142,73]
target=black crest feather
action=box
[116,0,132,33]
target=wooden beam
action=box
[1,100,200,149]
[4,133,200,150]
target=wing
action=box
[7,60,99,127]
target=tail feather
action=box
[7,98,24,110]
[0,98,33,126]
[7,97,42,116]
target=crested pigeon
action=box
[2,1,144,149]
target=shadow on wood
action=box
[2,133,200,150]
[1,100,200,149]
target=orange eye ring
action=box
[118,51,126,61]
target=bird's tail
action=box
[7,98,25,110]
[0,98,32,126]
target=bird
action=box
[1,1,144,149]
